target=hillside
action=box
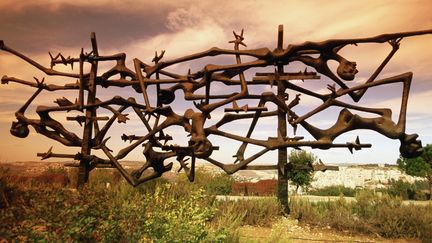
[0,161,425,192]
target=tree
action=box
[287,150,316,193]
[397,144,432,200]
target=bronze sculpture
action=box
[1,26,430,191]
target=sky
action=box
[0,0,432,166]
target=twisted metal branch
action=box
[1,27,430,186]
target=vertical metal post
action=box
[77,32,99,188]
[276,25,289,214]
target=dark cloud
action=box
[0,3,174,54]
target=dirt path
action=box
[239,217,419,243]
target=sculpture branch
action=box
[1,27,430,187]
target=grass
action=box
[215,197,282,227]
[290,190,432,242]
[308,185,358,197]
[1,166,431,242]
[0,167,273,242]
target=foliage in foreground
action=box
[290,190,432,242]
[0,169,221,242]
[0,167,277,242]
[216,197,282,227]
[1,183,215,242]
[1,166,432,242]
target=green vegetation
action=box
[287,150,316,193]
[216,198,281,227]
[1,178,219,242]
[1,166,431,242]
[309,180,430,200]
[377,179,430,200]
[0,167,273,242]
[397,144,432,200]
[290,191,432,242]
[177,168,235,195]
[308,185,358,197]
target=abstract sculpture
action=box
[1,26,430,190]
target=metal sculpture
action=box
[1,26,430,192]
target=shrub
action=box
[308,185,357,197]
[88,168,122,187]
[397,143,432,200]
[290,191,432,241]
[309,181,430,200]
[177,168,235,195]
[132,185,215,242]
[215,197,282,227]
[377,179,430,200]
[381,179,414,199]
[0,171,232,242]
[4,166,431,242]
[209,202,244,242]
[37,166,70,187]
[289,197,321,223]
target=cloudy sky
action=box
[0,0,431,166]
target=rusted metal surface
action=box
[1,26,430,189]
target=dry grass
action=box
[1,166,431,242]
[290,191,432,242]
